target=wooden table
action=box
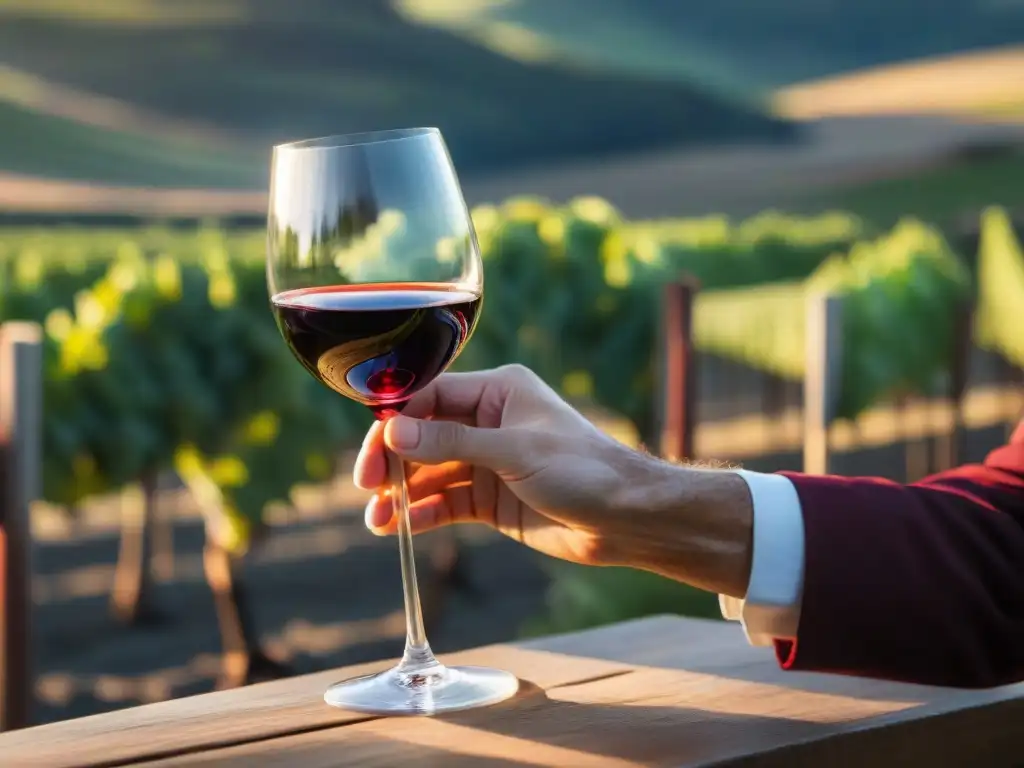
[3,615,1024,767]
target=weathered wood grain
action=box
[4,616,1024,767]
[0,641,629,767]
[145,656,1024,768]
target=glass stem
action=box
[388,448,437,671]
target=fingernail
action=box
[388,417,420,450]
[363,498,377,531]
[364,496,392,533]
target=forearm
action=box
[609,461,755,599]
[607,435,1024,688]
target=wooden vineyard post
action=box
[804,294,843,476]
[0,323,42,732]
[659,279,699,462]
[933,299,974,472]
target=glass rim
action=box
[274,127,440,152]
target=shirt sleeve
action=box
[718,470,806,646]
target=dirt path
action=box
[774,46,1024,121]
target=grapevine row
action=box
[0,201,1017,551]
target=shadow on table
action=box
[439,679,828,765]
[425,679,999,768]
[166,681,837,767]
[519,616,945,704]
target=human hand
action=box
[354,364,670,567]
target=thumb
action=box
[383,415,518,469]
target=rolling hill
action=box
[0,0,792,188]
[397,0,1024,90]
[0,98,263,188]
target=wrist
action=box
[606,458,754,598]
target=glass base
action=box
[324,660,519,716]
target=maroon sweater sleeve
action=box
[774,421,1024,688]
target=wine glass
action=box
[266,128,518,715]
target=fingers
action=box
[364,486,476,536]
[395,370,496,421]
[364,491,395,530]
[407,461,473,499]
[352,420,386,490]
[363,461,474,529]
[365,487,558,553]
[383,415,526,471]
[366,462,477,536]
[353,364,542,488]
[353,419,476,491]
[388,365,540,424]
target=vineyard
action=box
[0,201,1022,559]
[1,198,1023,722]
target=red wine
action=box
[271,283,481,417]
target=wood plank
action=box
[0,633,632,767]
[143,660,1024,767]
[7,616,1024,766]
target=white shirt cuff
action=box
[719,470,805,646]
